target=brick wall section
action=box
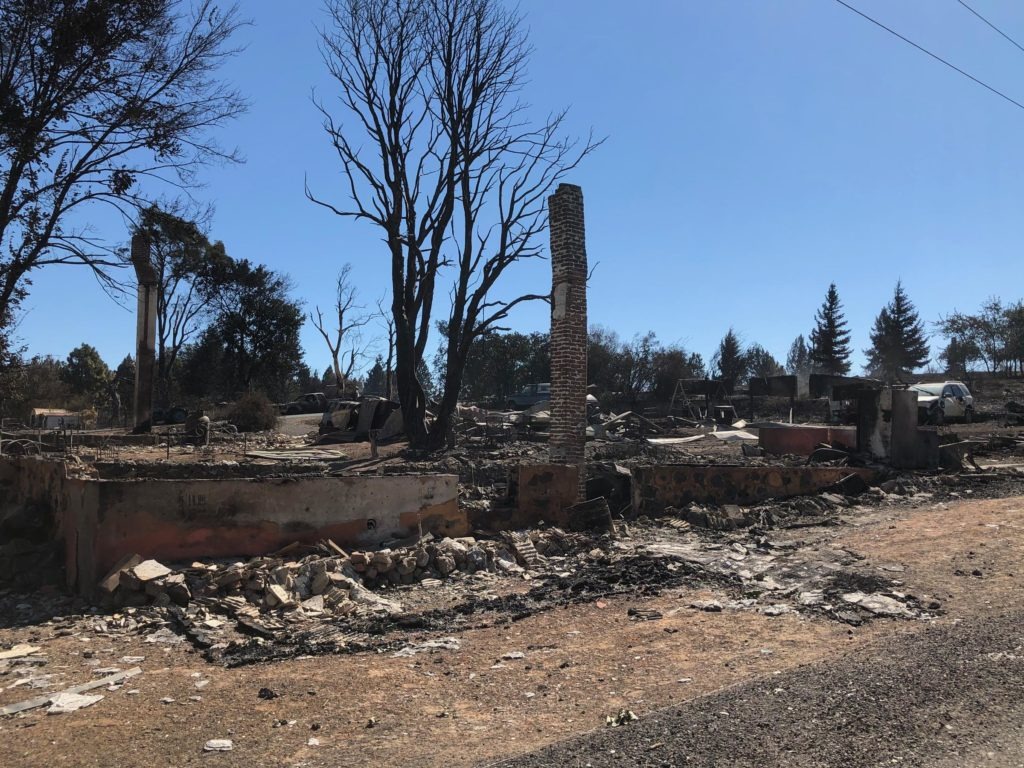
[547,183,588,501]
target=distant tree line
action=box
[1,345,134,426]
[441,279,1022,406]
[129,204,308,406]
[1,204,311,422]
[784,281,930,385]
[937,298,1024,378]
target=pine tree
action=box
[865,281,930,382]
[747,344,784,379]
[809,283,852,375]
[712,328,747,391]
[364,357,387,395]
[786,334,812,375]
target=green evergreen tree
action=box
[364,357,387,396]
[865,281,930,382]
[113,355,136,425]
[809,283,852,375]
[712,328,747,391]
[60,344,110,405]
[786,334,812,375]
[747,344,784,379]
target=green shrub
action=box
[227,392,279,433]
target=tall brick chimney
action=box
[547,183,588,502]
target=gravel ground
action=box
[493,610,1024,768]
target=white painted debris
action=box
[145,627,184,645]
[204,739,234,752]
[46,692,104,714]
[0,644,41,660]
[393,637,461,657]
[710,429,758,442]
[842,592,914,617]
[1,667,141,716]
[501,651,526,660]
[646,434,709,445]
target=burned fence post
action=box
[131,233,158,433]
[548,183,588,503]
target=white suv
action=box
[909,381,975,425]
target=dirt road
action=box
[2,494,1023,767]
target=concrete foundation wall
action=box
[515,464,581,528]
[758,425,858,456]
[1,458,463,595]
[632,464,878,514]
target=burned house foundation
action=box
[0,456,462,596]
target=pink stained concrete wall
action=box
[1,458,463,596]
[758,425,858,456]
[632,464,878,514]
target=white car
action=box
[909,381,975,425]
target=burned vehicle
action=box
[318,397,403,442]
[910,381,975,425]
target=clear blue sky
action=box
[15,0,1024,376]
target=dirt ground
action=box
[2,492,1023,767]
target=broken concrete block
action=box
[301,595,325,612]
[97,554,143,594]
[216,568,244,589]
[265,584,295,609]
[311,570,331,595]
[370,550,394,571]
[163,573,191,606]
[435,554,456,576]
[130,559,171,583]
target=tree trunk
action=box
[394,313,429,446]
[426,334,471,449]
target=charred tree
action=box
[309,264,372,394]
[311,0,598,448]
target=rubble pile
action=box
[101,529,599,617]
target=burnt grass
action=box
[209,554,743,667]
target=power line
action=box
[957,0,1024,56]
[832,0,1024,113]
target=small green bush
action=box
[227,392,279,433]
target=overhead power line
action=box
[957,0,1024,56]
[832,0,1024,113]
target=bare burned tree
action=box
[309,263,372,394]
[311,0,598,448]
[0,0,247,334]
[376,296,396,401]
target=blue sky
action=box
[15,0,1024,375]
